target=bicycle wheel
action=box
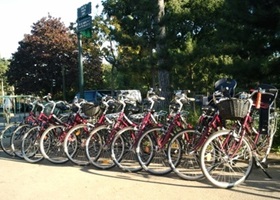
[85,125,116,170]
[21,126,45,163]
[0,123,19,156]
[200,130,253,188]
[64,124,94,166]
[136,127,173,176]
[167,129,204,180]
[111,126,142,173]
[253,132,276,169]
[40,125,68,164]
[3,111,11,124]
[11,124,32,158]
[249,109,276,165]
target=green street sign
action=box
[77,2,92,19]
[81,29,92,38]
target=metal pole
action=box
[1,78,4,108]
[1,78,4,96]
[77,32,84,99]
[62,65,66,101]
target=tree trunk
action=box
[156,0,170,109]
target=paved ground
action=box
[0,149,279,200]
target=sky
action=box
[0,0,102,59]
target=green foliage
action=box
[0,58,9,76]
[100,0,162,90]
[272,116,280,153]
[186,106,201,127]
[215,0,280,88]
[0,58,11,93]
[273,134,280,153]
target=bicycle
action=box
[167,78,237,180]
[21,99,66,163]
[10,94,60,158]
[199,85,278,188]
[249,84,278,166]
[110,88,166,172]
[85,91,140,170]
[135,90,194,175]
[0,97,38,156]
[63,96,116,166]
[38,99,95,164]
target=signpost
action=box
[76,2,92,99]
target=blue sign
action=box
[77,15,92,32]
[77,2,92,19]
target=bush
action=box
[272,117,280,152]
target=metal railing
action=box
[0,95,34,126]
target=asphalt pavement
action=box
[0,149,279,200]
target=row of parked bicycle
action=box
[0,78,278,189]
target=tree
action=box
[100,0,229,97]
[6,15,103,99]
[164,0,228,94]
[0,57,10,94]
[7,15,77,97]
[0,57,9,78]
[101,0,160,93]
[98,0,279,96]
[213,0,280,89]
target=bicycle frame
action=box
[151,91,195,149]
[133,111,164,146]
[104,111,138,146]
[155,112,192,149]
[189,111,224,154]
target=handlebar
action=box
[174,91,195,104]
[101,95,117,108]
[248,87,278,109]
[43,93,52,102]
[145,88,165,110]
[250,88,278,94]
[147,88,165,102]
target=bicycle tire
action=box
[111,126,142,173]
[200,130,253,188]
[167,129,204,180]
[248,108,277,165]
[136,127,173,176]
[11,124,32,158]
[0,123,19,156]
[21,126,45,163]
[39,125,69,164]
[63,124,94,166]
[85,125,115,170]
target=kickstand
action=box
[256,160,272,179]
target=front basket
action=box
[217,98,250,120]
[81,102,102,118]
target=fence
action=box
[0,95,34,127]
